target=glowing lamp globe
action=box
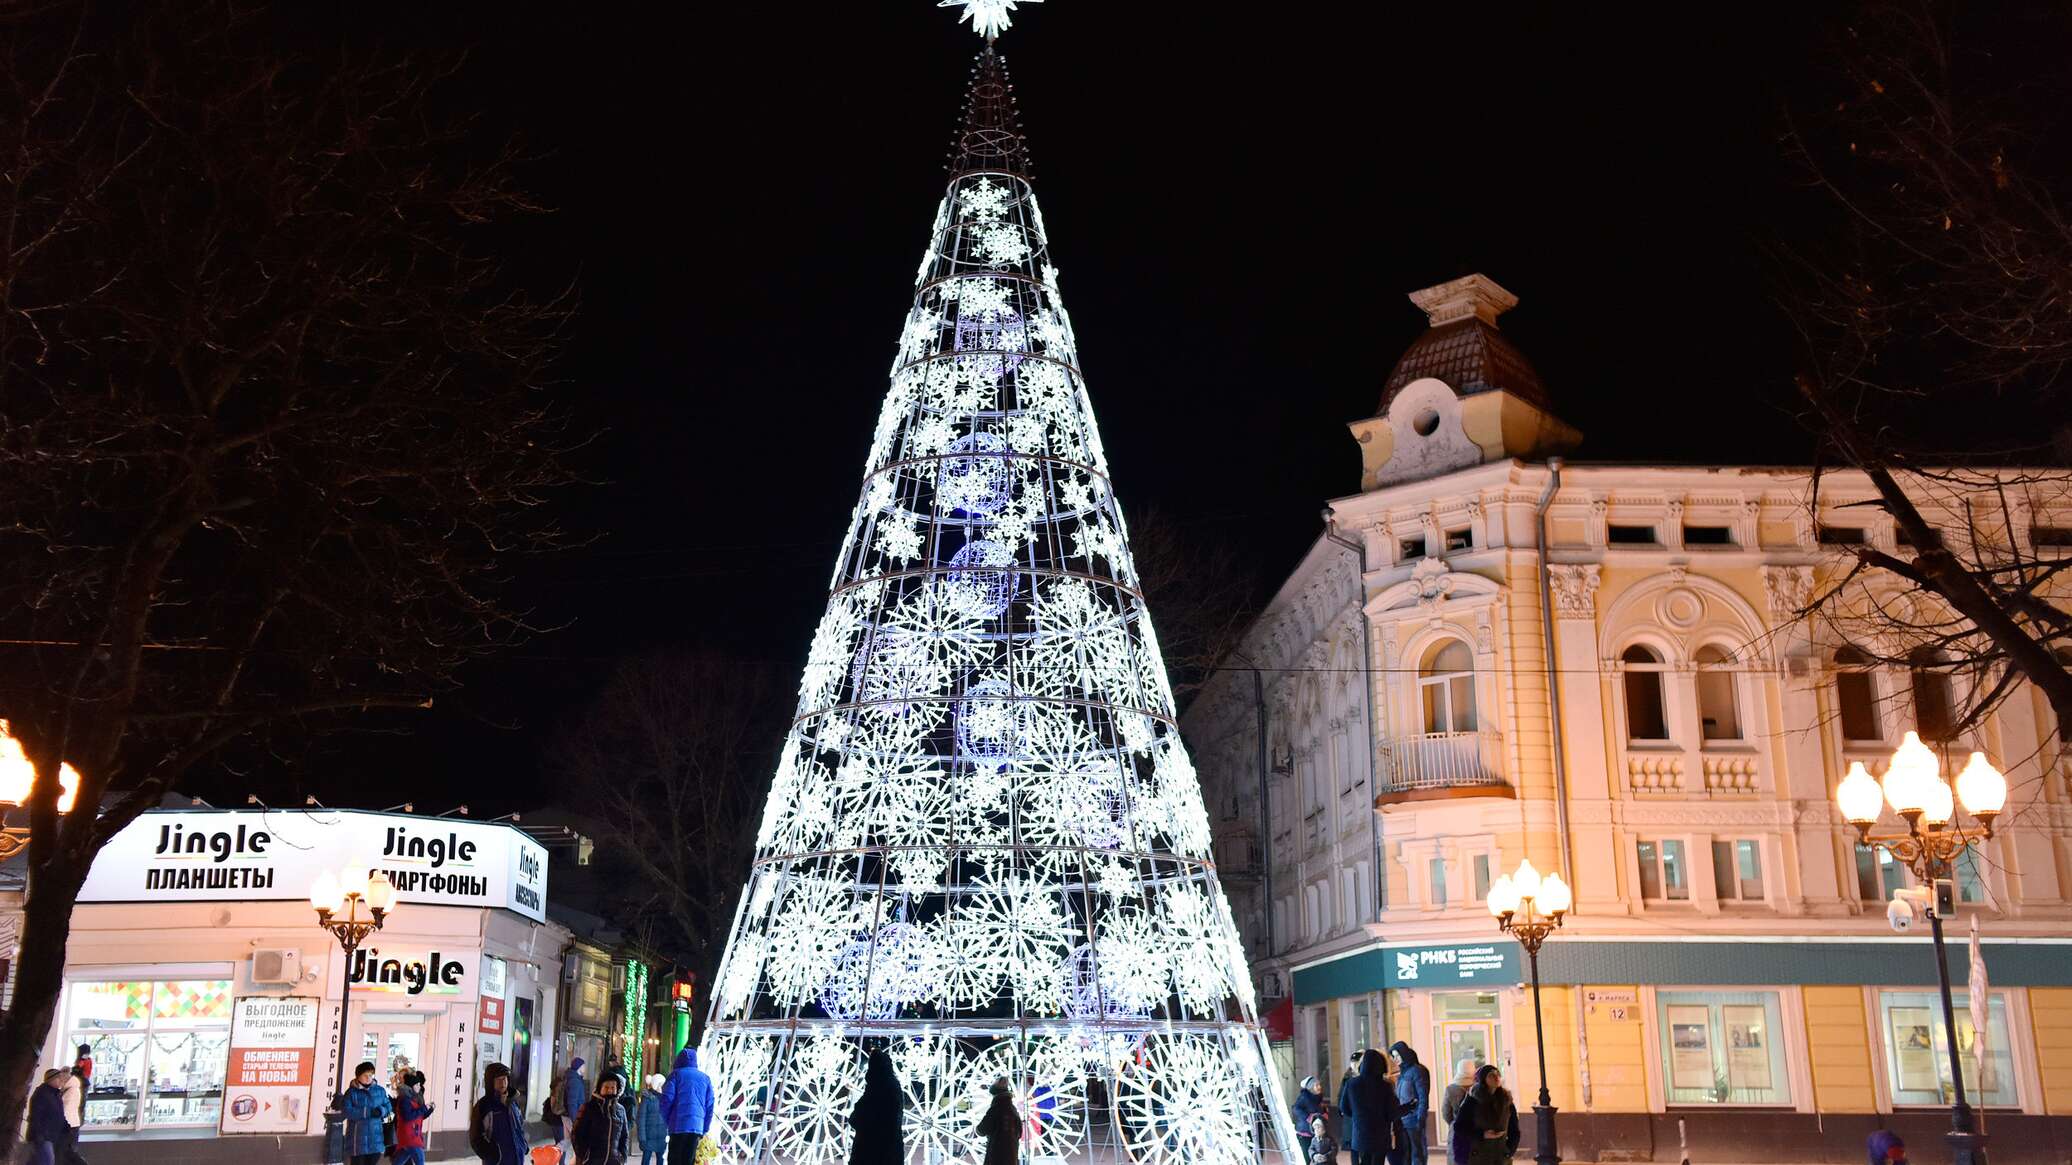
[365,871,398,913]
[1539,873,1573,917]
[1487,874,1517,917]
[1955,752,2007,819]
[1882,731,1940,816]
[310,872,342,916]
[1835,761,1885,827]
[54,764,79,814]
[1512,858,1542,903]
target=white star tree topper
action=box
[940,0,1042,39]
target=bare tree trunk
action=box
[0,855,89,1155]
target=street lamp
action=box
[0,721,80,859]
[1836,730,2006,1165]
[313,868,398,1109]
[1487,858,1570,1165]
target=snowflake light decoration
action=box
[700,40,1297,1165]
[939,0,1042,40]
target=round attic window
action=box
[1412,408,1441,437]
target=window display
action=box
[1877,990,2017,1108]
[66,978,232,1131]
[1654,990,1790,1105]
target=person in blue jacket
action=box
[472,1062,531,1165]
[1392,1041,1433,1165]
[660,1046,715,1165]
[1350,1048,1399,1165]
[636,1074,669,1165]
[340,1060,395,1165]
[1292,1074,1326,1156]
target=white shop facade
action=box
[45,808,568,1159]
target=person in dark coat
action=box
[1292,1074,1325,1155]
[471,1062,531,1165]
[974,1076,1020,1165]
[847,1047,905,1165]
[1335,1054,1362,1153]
[1391,1042,1433,1165]
[27,1070,68,1165]
[1449,1065,1520,1165]
[1867,1131,1908,1165]
[1350,1047,1400,1165]
[572,1073,631,1165]
[636,1074,669,1165]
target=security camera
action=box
[1887,893,1919,933]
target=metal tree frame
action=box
[698,42,1297,1165]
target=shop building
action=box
[1183,273,2072,1162]
[33,807,564,1163]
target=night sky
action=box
[246,3,1838,813]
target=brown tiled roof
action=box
[1379,316,1550,414]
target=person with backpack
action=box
[394,1068,434,1165]
[471,1062,530,1165]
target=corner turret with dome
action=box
[696,6,1299,1163]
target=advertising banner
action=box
[78,809,548,923]
[220,997,320,1135]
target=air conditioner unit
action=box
[251,949,302,985]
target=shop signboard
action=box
[220,997,319,1135]
[346,947,478,999]
[78,809,549,923]
[1381,942,1519,988]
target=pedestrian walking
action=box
[472,1062,531,1165]
[560,1058,591,1162]
[661,1047,716,1165]
[1867,1131,1907,1165]
[340,1060,394,1165]
[573,1072,631,1165]
[1292,1074,1324,1159]
[847,1047,905,1165]
[56,1064,86,1165]
[28,1070,67,1165]
[974,1076,1020,1165]
[395,1069,434,1165]
[1392,1042,1432,1165]
[1441,1057,1477,1149]
[1449,1065,1519,1165]
[1350,1048,1400,1165]
[636,1074,668,1165]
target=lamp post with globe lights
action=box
[312,868,397,1113]
[1487,858,1572,1165]
[1836,730,2007,1165]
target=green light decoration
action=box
[621,960,649,1081]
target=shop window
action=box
[1472,854,1492,904]
[1622,646,1670,741]
[1351,999,1372,1053]
[1657,990,1792,1105]
[65,979,232,1132]
[1428,856,1448,909]
[1834,647,1883,743]
[1695,645,1742,741]
[1638,839,1690,901]
[1710,839,1765,901]
[1877,990,2018,1107]
[1910,648,1957,741]
[1420,640,1479,735]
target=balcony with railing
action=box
[1376,729,1511,804]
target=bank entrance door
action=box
[1430,991,1506,1079]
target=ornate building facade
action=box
[1182,273,2072,1161]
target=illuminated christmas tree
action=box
[700,12,1298,1164]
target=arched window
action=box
[1834,646,1882,743]
[1695,644,1742,742]
[1910,647,1956,741]
[1622,644,1670,741]
[1419,640,1478,734]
